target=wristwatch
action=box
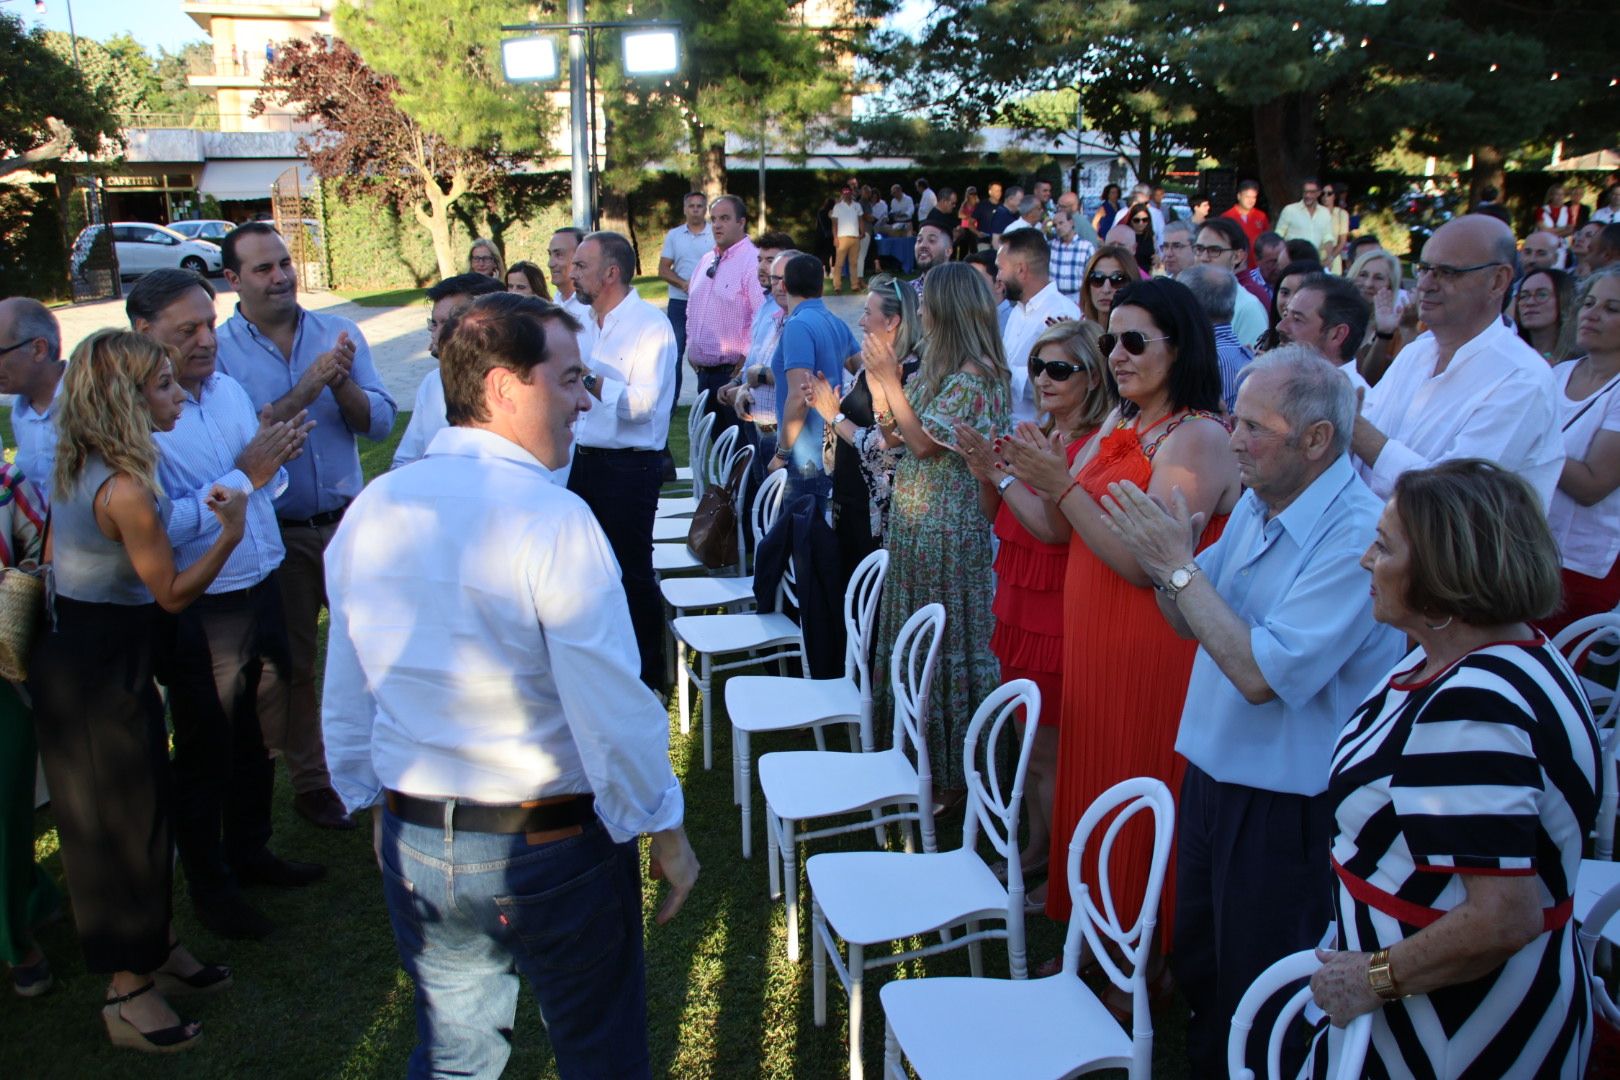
[582,371,600,394]
[1158,561,1201,600]
[832,412,847,427]
[996,474,1018,494]
[1367,948,1404,1001]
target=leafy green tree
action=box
[146,43,218,127]
[42,32,149,116]
[0,14,121,178]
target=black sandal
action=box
[102,980,203,1054]
[153,941,233,997]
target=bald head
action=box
[1521,230,1563,273]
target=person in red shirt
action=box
[1220,179,1270,269]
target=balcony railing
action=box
[118,112,311,133]
[188,53,273,79]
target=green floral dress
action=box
[875,369,1010,790]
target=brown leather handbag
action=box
[686,454,747,570]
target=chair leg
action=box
[967,920,983,978]
[846,722,860,752]
[676,638,690,736]
[848,941,866,1080]
[766,808,782,901]
[883,1020,902,1079]
[1008,904,1028,980]
[812,726,827,752]
[812,895,827,1024]
[902,820,916,854]
[871,808,887,849]
[699,653,712,770]
[738,730,752,860]
[785,817,801,963]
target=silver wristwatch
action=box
[832,411,847,427]
[1159,561,1201,600]
[996,474,1017,494]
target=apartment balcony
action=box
[182,2,326,34]
[186,53,273,88]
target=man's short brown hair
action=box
[439,293,582,426]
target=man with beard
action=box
[911,210,956,296]
[998,228,1082,425]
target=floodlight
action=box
[622,30,679,76]
[502,37,559,82]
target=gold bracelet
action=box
[1367,947,1403,1001]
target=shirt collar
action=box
[1212,323,1242,346]
[1265,453,1357,543]
[16,377,62,420]
[595,288,641,330]
[788,297,826,320]
[231,302,306,346]
[424,426,555,480]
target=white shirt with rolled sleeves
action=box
[1358,318,1564,507]
[1002,281,1082,426]
[321,426,684,842]
[575,289,677,451]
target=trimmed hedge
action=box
[0,182,71,302]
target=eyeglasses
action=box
[1519,288,1554,303]
[1088,271,1129,287]
[1098,330,1171,356]
[0,337,38,356]
[1029,356,1085,382]
[1193,244,1234,257]
[1162,240,1191,252]
[767,274,785,284]
[1414,261,1503,283]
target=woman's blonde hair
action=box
[1025,320,1115,436]
[467,237,505,278]
[1348,247,1401,296]
[1392,459,1562,626]
[867,273,922,363]
[1081,244,1141,324]
[916,263,1009,410]
[53,329,168,501]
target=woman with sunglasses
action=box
[1080,244,1141,326]
[805,274,923,580]
[952,321,1114,902]
[1000,279,1240,954]
[1514,267,1579,364]
[1124,202,1157,275]
[866,263,1011,804]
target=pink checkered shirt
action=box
[685,238,763,369]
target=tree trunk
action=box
[413,181,460,281]
[1469,145,1506,206]
[1137,123,1154,186]
[698,132,726,200]
[1251,93,1318,215]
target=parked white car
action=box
[168,219,237,244]
[71,222,225,280]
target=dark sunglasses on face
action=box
[1088,271,1129,287]
[1098,330,1171,356]
[1131,216,1150,224]
[1029,356,1085,382]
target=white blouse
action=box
[1547,359,1620,577]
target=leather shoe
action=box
[235,854,326,889]
[292,788,358,831]
[194,894,274,941]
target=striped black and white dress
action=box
[1326,638,1601,1078]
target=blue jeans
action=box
[379,809,650,1079]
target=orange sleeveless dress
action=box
[1044,413,1228,943]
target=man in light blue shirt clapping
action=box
[1099,345,1405,1075]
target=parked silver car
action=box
[71,222,224,281]
[168,219,237,244]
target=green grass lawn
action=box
[332,275,670,310]
[2,406,1186,1077]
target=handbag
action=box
[686,452,747,570]
[0,564,45,682]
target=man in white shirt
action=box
[915,177,937,223]
[657,192,713,398]
[1353,215,1564,506]
[393,273,505,469]
[1272,178,1334,264]
[0,298,64,504]
[568,231,679,693]
[323,291,697,1078]
[1277,274,1373,398]
[548,226,592,325]
[829,187,864,294]
[998,229,1083,424]
[886,183,916,235]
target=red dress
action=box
[1044,415,1227,939]
[990,440,1086,722]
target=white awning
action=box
[197,159,313,201]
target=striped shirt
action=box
[1212,323,1254,412]
[1325,639,1600,1077]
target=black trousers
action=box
[1171,764,1335,1078]
[30,598,172,975]
[567,448,665,693]
[695,365,740,436]
[157,575,289,903]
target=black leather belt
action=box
[385,790,595,839]
[574,446,659,457]
[278,504,348,529]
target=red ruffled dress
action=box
[1044,413,1228,946]
[990,440,1087,722]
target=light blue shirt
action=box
[154,371,287,592]
[216,305,397,520]
[1175,454,1405,795]
[11,379,61,508]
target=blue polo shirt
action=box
[772,298,858,476]
[1174,454,1406,795]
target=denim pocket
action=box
[492,848,627,975]
[380,858,437,955]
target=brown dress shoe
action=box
[292,788,358,830]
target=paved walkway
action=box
[51,284,869,408]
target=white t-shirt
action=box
[1547,360,1620,577]
[659,223,714,302]
[830,199,863,239]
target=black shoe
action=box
[235,854,326,889]
[194,894,274,941]
[292,788,359,831]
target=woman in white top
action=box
[1540,269,1620,635]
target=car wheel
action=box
[181,256,207,274]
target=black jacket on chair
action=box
[752,494,846,678]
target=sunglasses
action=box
[1088,271,1130,287]
[1029,356,1085,382]
[1130,216,1150,224]
[1098,330,1171,356]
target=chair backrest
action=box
[842,550,891,696]
[688,390,711,446]
[1579,880,1620,1031]
[706,425,740,490]
[1226,950,1372,1080]
[1554,612,1620,731]
[961,680,1042,865]
[688,411,717,502]
[1060,776,1176,1072]
[889,603,947,779]
[751,468,789,560]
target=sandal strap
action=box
[104,979,157,1007]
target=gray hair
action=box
[1161,219,1194,242]
[1236,344,1356,457]
[1,298,61,361]
[1020,194,1045,217]
[1176,264,1237,324]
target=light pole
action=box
[502,14,681,231]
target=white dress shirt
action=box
[1359,318,1564,507]
[1232,286,1269,348]
[1003,281,1083,425]
[392,368,447,470]
[917,187,938,220]
[321,425,685,842]
[576,289,677,451]
[11,379,61,507]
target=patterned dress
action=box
[1323,639,1600,1077]
[874,369,1010,790]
